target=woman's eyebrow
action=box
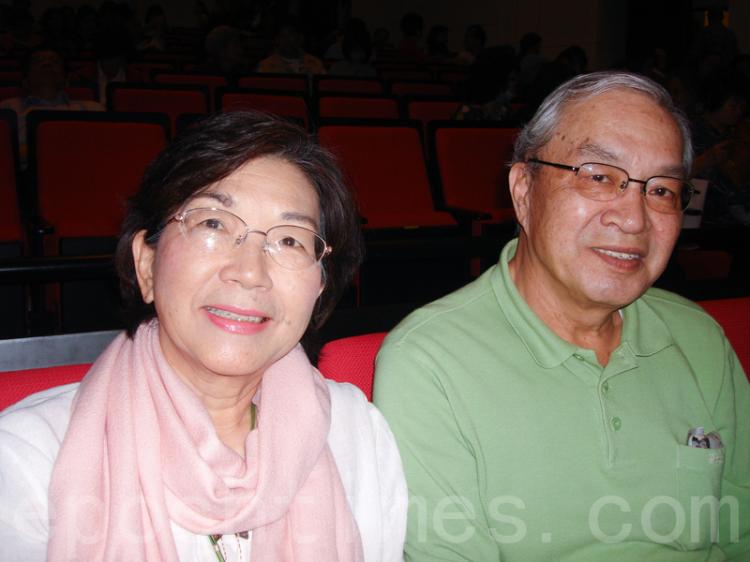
[281,211,319,229]
[193,191,234,207]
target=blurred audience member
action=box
[0,47,104,166]
[692,72,750,225]
[455,45,518,122]
[397,12,424,60]
[257,19,325,75]
[517,32,545,96]
[94,29,131,104]
[692,6,737,68]
[329,19,376,77]
[426,25,455,61]
[454,24,486,66]
[202,25,249,78]
[372,27,393,60]
[137,4,167,52]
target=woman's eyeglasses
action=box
[169,207,331,270]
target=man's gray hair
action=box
[512,71,693,175]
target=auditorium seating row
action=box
[0,80,463,131]
[0,107,519,336]
[1,296,748,409]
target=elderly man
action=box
[374,72,749,560]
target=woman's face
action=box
[132,155,324,384]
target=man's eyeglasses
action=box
[169,207,331,270]
[526,158,694,214]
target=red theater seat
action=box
[429,122,519,224]
[699,297,750,376]
[318,332,387,400]
[317,121,455,229]
[317,95,399,120]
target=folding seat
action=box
[27,111,169,332]
[108,83,209,135]
[317,95,399,120]
[390,80,454,97]
[318,120,468,304]
[0,109,25,338]
[699,297,750,376]
[317,332,387,400]
[218,88,309,129]
[237,73,308,94]
[428,121,519,225]
[153,72,227,108]
[377,67,432,82]
[314,76,384,95]
[0,85,23,102]
[0,70,22,82]
[317,120,455,229]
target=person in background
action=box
[375,71,749,560]
[397,12,424,61]
[329,19,376,78]
[257,18,325,76]
[426,25,455,62]
[0,46,103,167]
[454,24,486,66]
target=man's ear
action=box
[132,230,156,304]
[509,162,532,232]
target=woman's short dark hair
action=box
[116,111,363,344]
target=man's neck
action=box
[508,247,623,367]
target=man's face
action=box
[510,90,685,312]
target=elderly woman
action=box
[0,112,407,561]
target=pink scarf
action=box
[48,321,364,561]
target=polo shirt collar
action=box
[492,239,673,368]
[620,293,674,356]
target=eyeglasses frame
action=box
[167,207,332,269]
[526,158,695,213]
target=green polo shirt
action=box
[374,239,749,561]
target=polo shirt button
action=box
[602,381,610,394]
[573,353,584,361]
[611,417,622,431]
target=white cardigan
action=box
[0,380,407,561]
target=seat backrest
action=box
[317,121,455,229]
[317,332,387,400]
[108,83,209,134]
[431,122,518,212]
[0,84,23,102]
[28,111,168,239]
[126,61,175,82]
[0,364,90,411]
[237,73,308,94]
[219,89,309,128]
[698,297,750,376]
[153,73,227,107]
[315,76,384,95]
[0,109,21,243]
[407,99,460,130]
[317,95,399,120]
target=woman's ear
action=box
[132,231,156,304]
[509,162,532,232]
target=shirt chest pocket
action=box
[674,443,725,550]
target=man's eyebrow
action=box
[577,143,685,177]
[191,191,234,206]
[281,211,319,229]
[576,142,620,162]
